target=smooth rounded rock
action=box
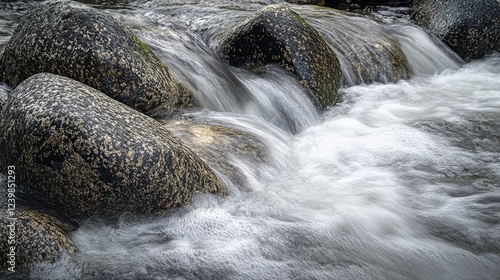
[0,73,227,219]
[411,0,500,60]
[0,0,192,115]
[0,209,75,271]
[216,4,342,110]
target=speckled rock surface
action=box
[0,209,75,271]
[216,4,342,110]
[0,73,227,219]
[411,0,500,60]
[0,0,192,115]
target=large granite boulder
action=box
[216,4,342,110]
[411,0,500,60]
[0,209,75,271]
[0,0,192,115]
[0,73,227,219]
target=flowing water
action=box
[1,1,499,279]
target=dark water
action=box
[0,1,499,279]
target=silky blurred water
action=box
[1,1,499,279]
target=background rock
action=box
[0,73,227,219]
[216,4,342,110]
[0,0,192,115]
[411,0,500,60]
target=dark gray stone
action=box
[411,0,500,60]
[0,0,193,115]
[216,4,342,110]
[0,73,227,219]
[0,209,75,271]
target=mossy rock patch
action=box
[0,0,192,115]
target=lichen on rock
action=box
[0,0,192,115]
[0,73,227,219]
[0,209,75,271]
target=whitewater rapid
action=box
[0,1,499,279]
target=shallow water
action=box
[1,1,499,279]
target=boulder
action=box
[0,0,192,115]
[0,73,227,219]
[0,209,75,271]
[411,0,500,60]
[216,4,342,110]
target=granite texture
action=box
[0,0,192,115]
[411,0,500,60]
[0,209,75,271]
[0,73,227,219]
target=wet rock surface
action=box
[411,0,500,60]
[216,4,342,110]
[0,73,227,219]
[0,0,193,115]
[161,116,268,190]
[306,9,412,86]
[0,209,75,271]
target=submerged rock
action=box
[0,73,227,219]
[411,0,500,60]
[216,4,342,110]
[0,0,192,115]
[306,10,411,86]
[161,116,268,190]
[0,209,75,271]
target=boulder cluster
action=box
[1,0,497,271]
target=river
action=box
[1,0,499,279]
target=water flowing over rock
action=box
[411,0,500,60]
[285,0,412,8]
[161,117,268,191]
[216,4,342,110]
[0,209,75,271]
[0,73,227,219]
[0,0,192,115]
[286,0,326,5]
[305,10,412,86]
